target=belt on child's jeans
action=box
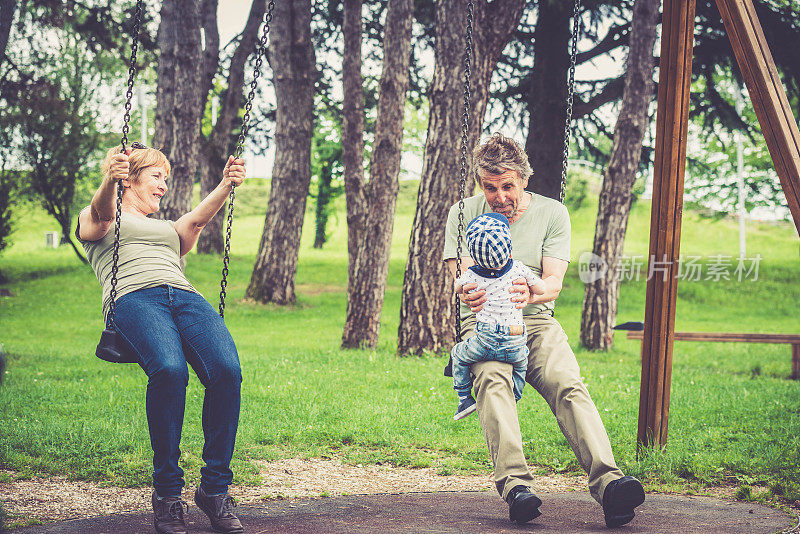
[477,323,525,336]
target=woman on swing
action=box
[77,144,246,534]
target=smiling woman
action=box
[74,143,249,533]
[123,162,168,213]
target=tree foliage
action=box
[686,79,788,218]
[0,2,145,263]
[573,0,800,213]
[310,113,344,249]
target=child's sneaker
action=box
[454,395,477,420]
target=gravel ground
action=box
[0,459,590,524]
[6,459,792,530]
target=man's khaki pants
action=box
[463,313,624,504]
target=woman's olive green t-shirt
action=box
[77,212,198,319]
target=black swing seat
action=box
[444,360,453,377]
[96,327,138,364]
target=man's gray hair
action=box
[472,133,533,185]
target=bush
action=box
[564,170,589,211]
[0,170,17,282]
[630,173,647,206]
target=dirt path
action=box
[3,458,795,531]
[1,459,590,524]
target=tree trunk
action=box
[153,0,203,222]
[397,0,525,355]
[341,0,414,349]
[312,160,334,249]
[0,0,16,64]
[64,234,88,263]
[195,151,228,252]
[195,0,223,254]
[580,0,659,350]
[246,0,315,305]
[59,215,87,264]
[525,0,572,201]
[196,0,266,254]
[342,0,367,291]
[198,0,220,111]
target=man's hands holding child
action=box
[459,277,543,312]
[458,283,487,312]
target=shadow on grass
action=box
[1,264,84,285]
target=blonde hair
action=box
[102,145,171,183]
[472,133,532,186]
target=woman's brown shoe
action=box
[194,486,244,533]
[152,491,188,534]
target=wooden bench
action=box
[625,331,800,380]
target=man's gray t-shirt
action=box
[443,192,571,319]
[77,211,198,319]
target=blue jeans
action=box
[451,322,529,402]
[113,285,242,497]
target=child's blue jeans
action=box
[451,322,529,401]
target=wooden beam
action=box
[628,331,800,380]
[637,0,696,450]
[715,0,800,236]
[627,331,800,344]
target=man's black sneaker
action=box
[152,491,188,534]
[602,476,645,528]
[194,486,244,533]
[506,485,543,524]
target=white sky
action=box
[218,0,253,46]
[216,1,275,177]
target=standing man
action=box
[443,133,645,528]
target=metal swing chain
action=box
[108,0,145,327]
[559,0,582,204]
[454,0,474,344]
[219,0,275,318]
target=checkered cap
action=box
[465,213,512,270]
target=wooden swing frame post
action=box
[638,0,800,450]
[637,0,695,450]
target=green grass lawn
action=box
[1,182,799,505]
